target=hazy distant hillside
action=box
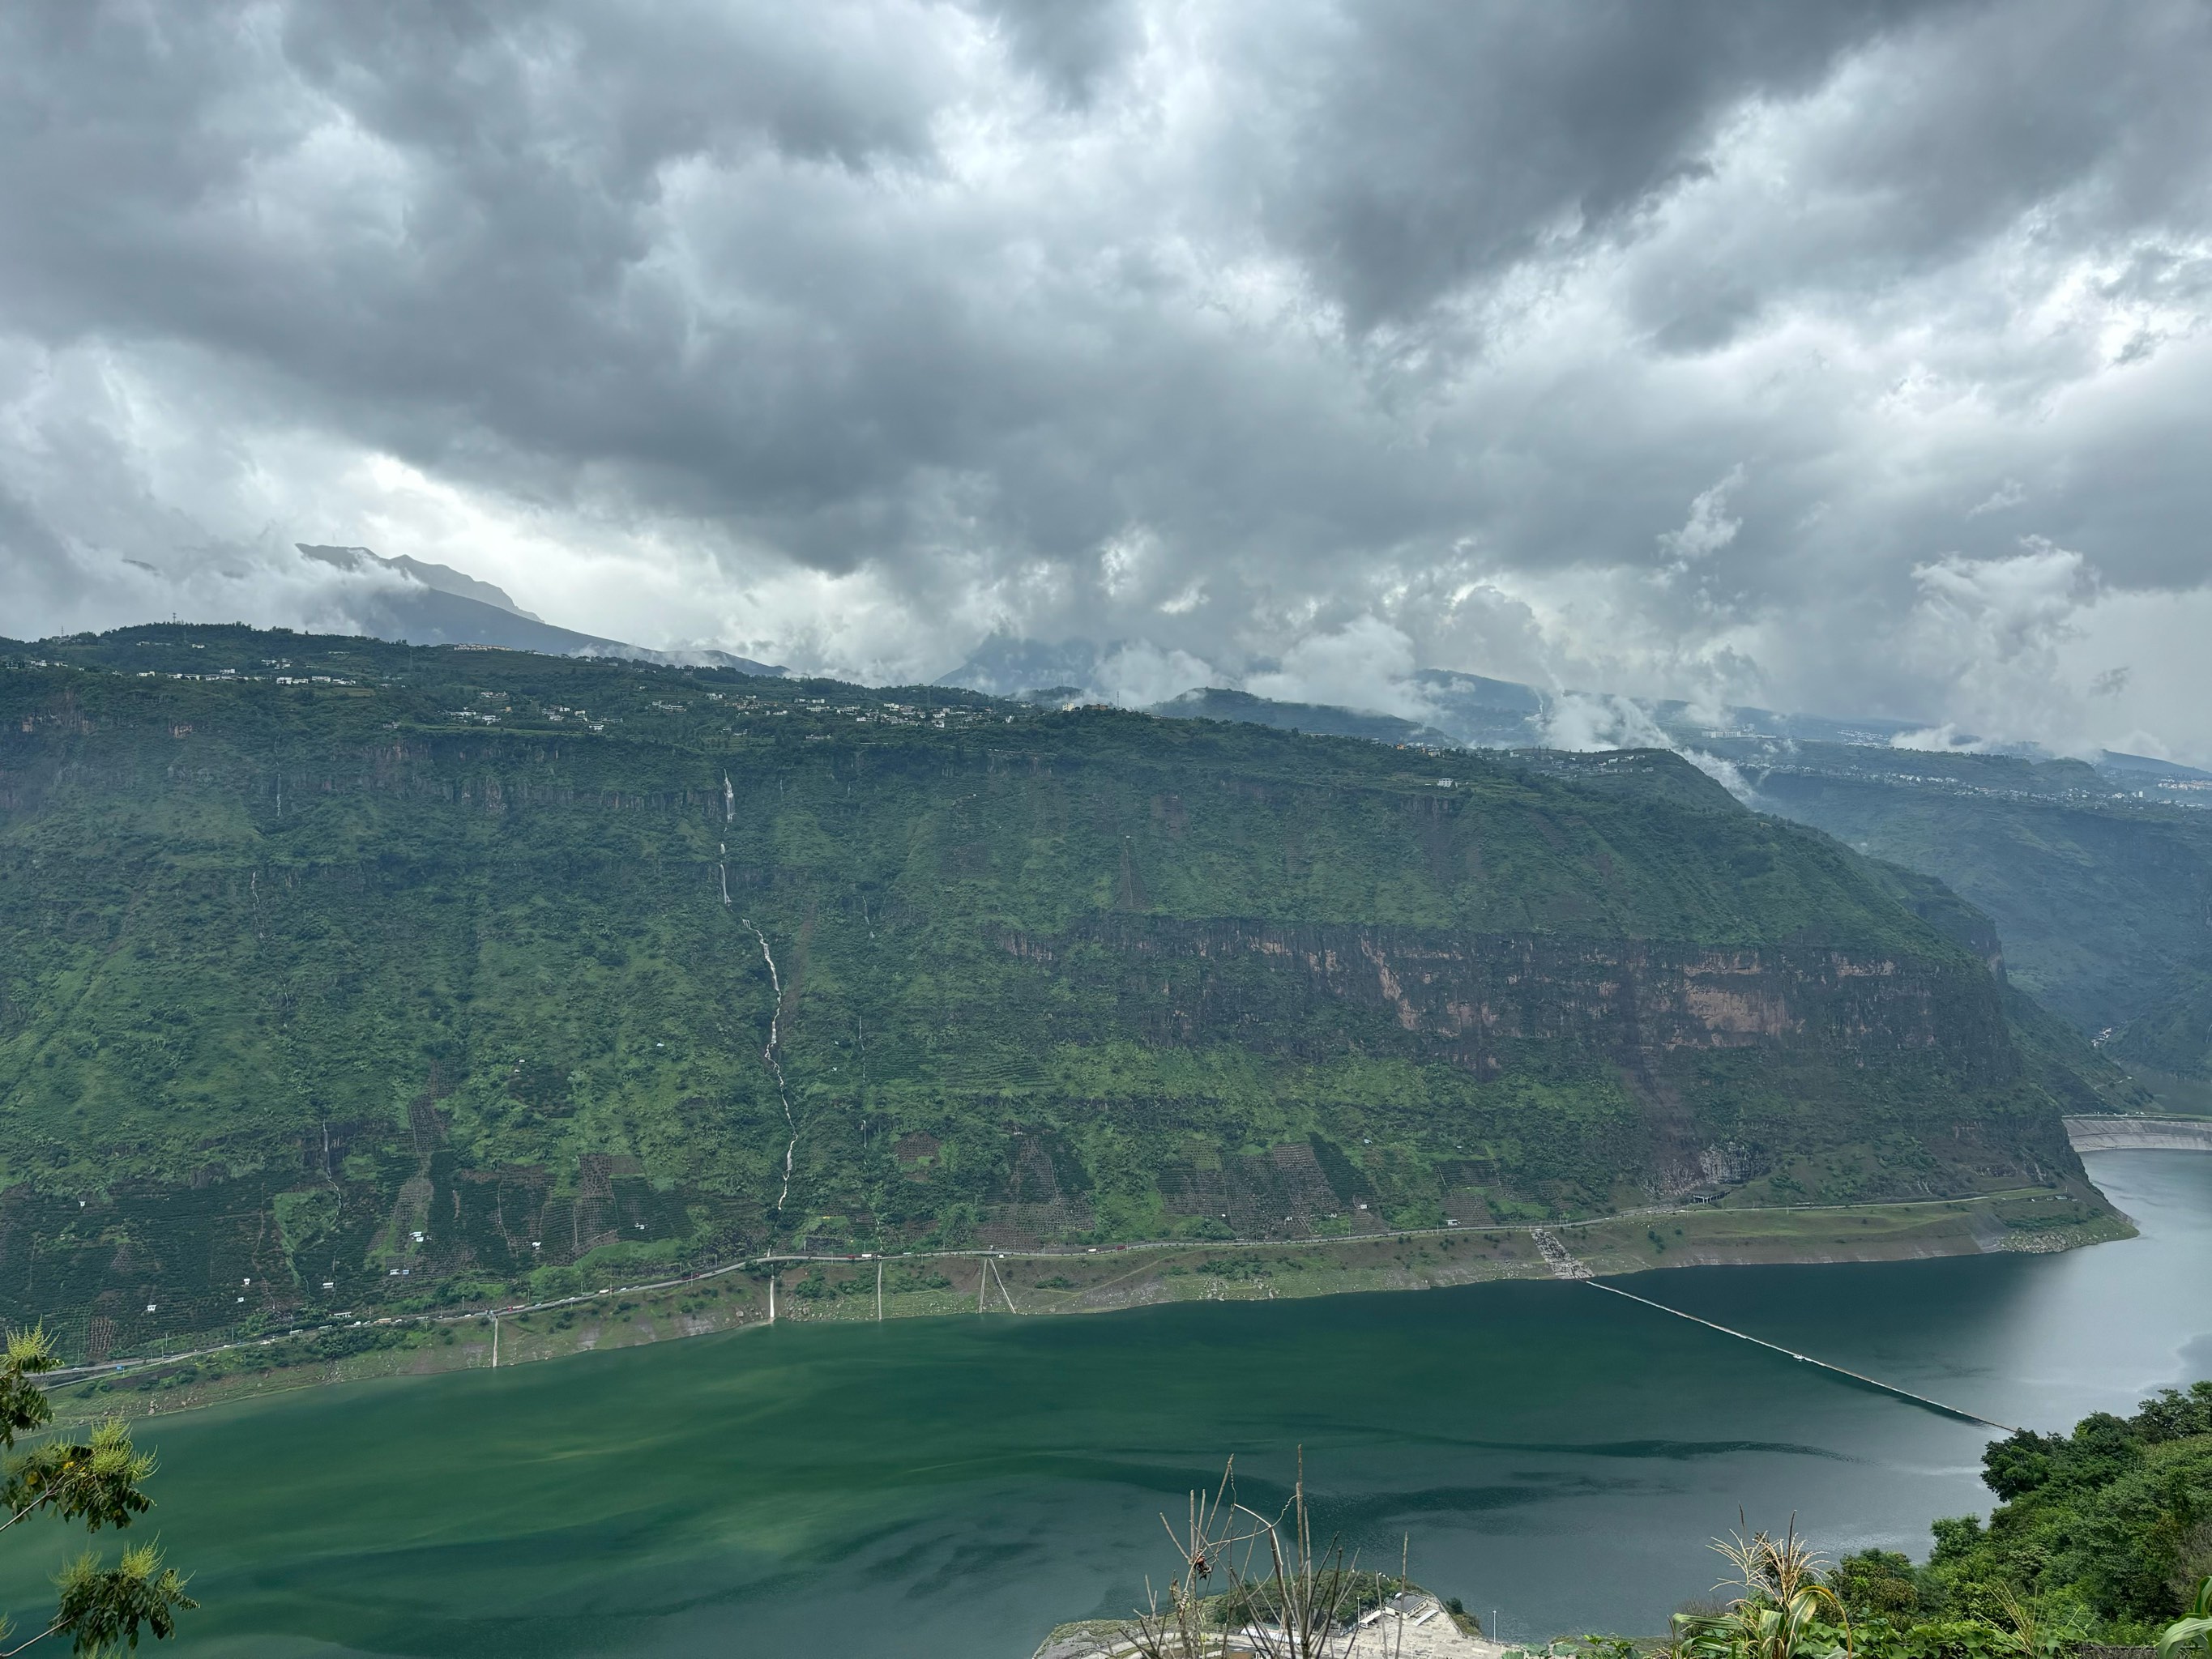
[951,633,2212,1086]
[0,625,2123,1357]
[293,544,788,675]
[1719,740,2212,1092]
[1147,686,1457,747]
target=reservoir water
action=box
[5,1150,2209,1658]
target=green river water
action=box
[5,1149,2210,1658]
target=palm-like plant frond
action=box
[1669,1522,1851,1659]
[2157,1576,2212,1659]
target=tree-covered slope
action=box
[1744,747,2212,1061]
[1831,1382,2212,1644]
[0,627,2110,1356]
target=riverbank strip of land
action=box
[47,1186,2129,1424]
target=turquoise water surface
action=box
[4,1150,2208,1658]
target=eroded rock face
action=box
[993,917,2070,1210]
[1006,919,2014,1081]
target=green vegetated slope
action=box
[1749,748,2212,1090]
[0,627,2115,1357]
[1833,1381,2212,1644]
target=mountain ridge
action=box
[0,623,2127,1358]
[942,636,2212,1073]
[293,543,789,676]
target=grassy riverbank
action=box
[45,1189,2129,1424]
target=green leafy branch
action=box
[0,1330,194,1657]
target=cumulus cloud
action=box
[1889,723,1996,755]
[1657,467,1747,572]
[1541,689,1754,800]
[1543,692,1672,753]
[1244,616,1428,718]
[1966,479,2027,518]
[1894,539,2103,753]
[2,1,2211,759]
[1092,640,1222,708]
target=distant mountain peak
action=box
[297,544,545,622]
[293,543,785,676]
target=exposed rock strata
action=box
[1006,919,2015,1078]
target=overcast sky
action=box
[5,2,2211,757]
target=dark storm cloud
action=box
[1606,4,2212,357]
[0,2,954,473]
[976,0,1142,106]
[1228,0,1964,329]
[2,1,2210,756]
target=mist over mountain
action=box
[298,544,549,621]
[279,544,788,675]
[28,544,2212,1077]
[937,628,2210,776]
[931,624,2212,1075]
[0,621,2133,1356]
[5,4,2212,764]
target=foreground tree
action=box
[1,1330,194,1655]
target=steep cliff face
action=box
[1012,920,2010,1070]
[0,626,2112,1354]
[999,917,2065,1205]
[1753,760,2212,1037]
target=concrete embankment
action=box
[2066,1115,2212,1154]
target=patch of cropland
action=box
[0,625,2120,1359]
